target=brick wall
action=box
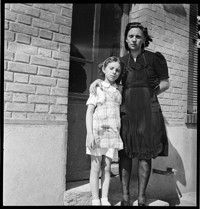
[129,4,190,123]
[4,3,72,121]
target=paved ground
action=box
[64,175,197,206]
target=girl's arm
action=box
[86,104,96,149]
[89,79,103,96]
[155,79,170,95]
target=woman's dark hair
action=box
[124,22,153,51]
[98,56,122,81]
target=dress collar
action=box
[102,81,118,89]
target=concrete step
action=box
[64,175,169,206]
[64,174,196,206]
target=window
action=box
[186,4,198,123]
[68,4,124,96]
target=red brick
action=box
[33,18,59,32]
[8,62,37,74]
[38,48,52,58]
[5,10,17,21]
[51,87,68,96]
[4,92,13,102]
[30,55,57,68]
[16,33,31,44]
[28,95,56,104]
[56,97,68,105]
[33,4,61,14]
[35,104,49,112]
[32,37,58,50]
[14,52,30,63]
[6,83,36,94]
[17,14,32,25]
[40,10,55,22]
[38,67,52,76]
[57,79,68,88]
[4,71,14,82]
[4,31,15,41]
[11,4,39,17]
[4,50,14,61]
[13,93,28,102]
[14,73,29,83]
[5,102,34,112]
[52,69,69,79]
[59,43,70,53]
[36,86,51,95]
[50,105,67,114]
[10,22,38,36]
[29,75,57,86]
[52,51,69,61]
[55,14,71,27]
[57,60,69,69]
[59,25,71,35]
[39,29,53,40]
[8,42,38,55]
[61,7,72,18]
[53,33,70,44]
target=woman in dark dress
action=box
[90,22,170,206]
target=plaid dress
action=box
[86,81,123,158]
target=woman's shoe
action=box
[121,199,130,206]
[138,196,146,206]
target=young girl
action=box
[86,56,123,206]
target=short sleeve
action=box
[153,52,169,80]
[86,93,97,107]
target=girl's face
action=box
[103,61,121,84]
[126,27,145,52]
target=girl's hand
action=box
[86,133,96,149]
[89,79,103,96]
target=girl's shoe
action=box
[92,199,101,205]
[101,197,111,206]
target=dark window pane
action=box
[70,4,95,60]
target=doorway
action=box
[66,4,129,182]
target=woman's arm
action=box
[89,79,103,95]
[155,78,170,95]
[86,104,96,149]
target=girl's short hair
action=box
[124,22,153,51]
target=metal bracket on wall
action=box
[152,167,177,176]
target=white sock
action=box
[101,197,111,206]
[92,199,101,205]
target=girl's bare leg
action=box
[90,155,102,204]
[101,155,112,205]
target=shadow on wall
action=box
[147,138,186,206]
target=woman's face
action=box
[126,27,145,52]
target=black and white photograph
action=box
[3,3,198,206]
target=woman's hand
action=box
[89,79,103,96]
[86,133,96,149]
[155,79,170,95]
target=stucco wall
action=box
[3,123,67,205]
